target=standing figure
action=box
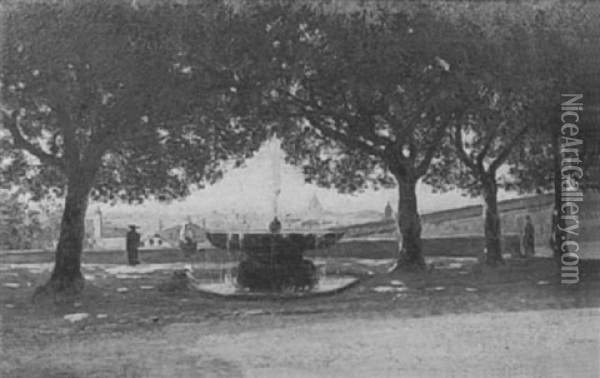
[126,225,141,265]
[180,236,197,258]
[269,217,282,234]
[523,215,535,257]
[384,201,394,219]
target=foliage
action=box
[215,3,506,268]
[250,5,484,191]
[424,12,574,196]
[498,4,600,194]
[0,1,272,289]
[0,1,268,204]
[0,190,62,250]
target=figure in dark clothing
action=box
[550,211,557,250]
[384,201,394,219]
[126,225,141,265]
[523,215,535,257]
[180,236,197,258]
[269,217,282,234]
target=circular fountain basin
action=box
[192,274,361,299]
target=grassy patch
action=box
[2,246,599,377]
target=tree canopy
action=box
[2,1,599,294]
[0,1,269,293]
[230,3,495,268]
[1,1,267,203]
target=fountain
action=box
[204,138,347,293]
[206,221,345,292]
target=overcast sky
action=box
[99,138,522,218]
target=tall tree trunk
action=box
[553,126,567,267]
[396,177,426,270]
[41,173,94,296]
[482,174,504,266]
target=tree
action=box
[443,89,555,266]
[549,7,600,266]
[493,5,600,265]
[242,5,488,269]
[1,2,267,296]
[425,16,570,266]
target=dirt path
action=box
[6,308,599,377]
[170,308,600,378]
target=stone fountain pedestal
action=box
[206,227,344,293]
[237,233,318,292]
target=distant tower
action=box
[384,201,394,219]
[308,193,323,214]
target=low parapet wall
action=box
[422,194,555,251]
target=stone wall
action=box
[422,194,554,251]
[421,192,600,257]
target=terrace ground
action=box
[1,243,599,377]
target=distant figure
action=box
[126,225,141,265]
[523,215,535,257]
[269,217,282,234]
[180,236,197,258]
[550,211,557,250]
[384,201,394,219]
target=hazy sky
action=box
[98,138,521,218]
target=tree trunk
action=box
[396,177,426,270]
[553,128,564,266]
[37,174,94,297]
[482,174,504,266]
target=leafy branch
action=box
[1,109,64,170]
